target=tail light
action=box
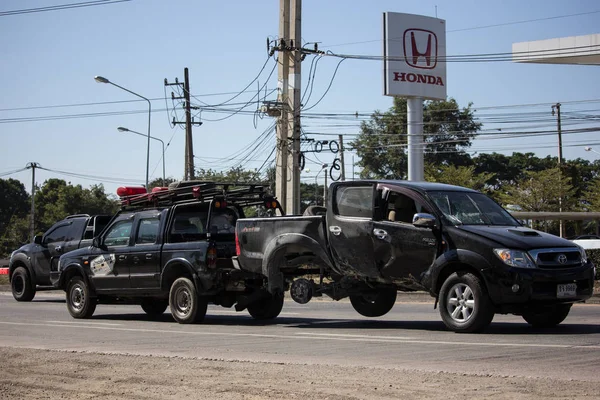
[207,243,218,269]
[235,231,241,256]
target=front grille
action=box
[529,248,582,269]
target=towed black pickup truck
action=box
[234,180,596,333]
[54,182,285,324]
[9,214,111,301]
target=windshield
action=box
[427,191,519,226]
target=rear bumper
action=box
[484,262,595,305]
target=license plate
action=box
[557,283,577,298]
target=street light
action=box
[585,146,600,156]
[117,127,166,187]
[315,164,328,205]
[95,76,151,190]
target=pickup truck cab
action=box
[55,182,284,324]
[235,180,596,333]
[9,214,111,301]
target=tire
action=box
[350,288,397,317]
[439,272,494,333]
[247,292,284,320]
[522,304,572,328]
[66,276,96,319]
[11,266,36,302]
[169,277,207,324]
[141,298,169,317]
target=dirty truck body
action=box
[235,180,596,332]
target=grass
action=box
[0,275,9,285]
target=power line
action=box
[0,0,131,17]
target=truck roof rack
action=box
[118,181,283,213]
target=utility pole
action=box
[165,68,202,181]
[26,162,39,241]
[338,134,345,181]
[275,0,291,214]
[552,103,564,237]
[287,0,302,214]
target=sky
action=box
[1,0,600,197]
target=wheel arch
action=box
[9,255,35,283]
[59,264,94,293]
[161,258,196,292]
[428,249,493,297]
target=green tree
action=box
[351,97,481,179]
[148,177,178,190]
[425,164,494,193]
[0,178,30,235]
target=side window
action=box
[103,220,133,247]
[386,192,430,224]
[334,186,373,218]
[136,218,160,244]
[169,209,208,243]
[45,224,72,244]
[209,208,238,234]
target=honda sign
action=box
[384,12,447,100]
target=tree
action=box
[425,164,494,193]
[351,97,481,179]
[0,178,30,236]
[148,177,178,190]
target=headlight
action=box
[493,248,536,268]
[577,245,588,264]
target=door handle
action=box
[145,254,153,260]
[373,228,388,240]
[329,226,342,236]
[55,245,63,253]
[118,255,127,261]
[132,256,140,263]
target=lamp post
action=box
[585,146,600,157]
[315,164,328,205]
[118,127,166,187]
[95,76,151,190]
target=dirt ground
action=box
[1,347,600,400]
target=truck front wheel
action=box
[66,276,96,319]
[11,266,36,302]
[350,288,397,317]
[522,304,571,328]
[247,292,284,320]
[169,277,207,324]
[439,272,494,333]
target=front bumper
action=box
[484,261,595,305]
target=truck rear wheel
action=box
[439,272,494,333]
[247,292,284,320]
[350,288,397,317]
[169,277,207,324]
[141,298,169,317]
[66,276,97,319]
[11,266,36,302]
[522,304,571,328]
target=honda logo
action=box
[403,29,438,69]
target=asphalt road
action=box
[1,290,599,382]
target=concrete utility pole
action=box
[407,98,424,181]
[287,0,302,214]
[275,0,291,214]
[338,134,345,181]
[26,162,39,241]
[552,103,564,237]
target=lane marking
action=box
[209,310,299,316]
[45,320,123,326]
[295,332,415,340]
[1,321,599,350]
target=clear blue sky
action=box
[1,0,599,196]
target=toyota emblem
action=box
[557,254,568,264]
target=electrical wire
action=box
[0,0,131,17]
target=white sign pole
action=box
[407,97,424,181]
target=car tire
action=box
[11,266,36,302]
[141,298,169,317]
[247,291,284,320]
[169,277,207,324]
[66,276,97,319]
[439,272,494,333]
[522,304,572,328]
[349,288,397,317]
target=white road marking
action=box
[1,321,599,350]
[295,332,415,340]
[208,310,299,316]
[45,320,123,326]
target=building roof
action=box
[513,34,600,65]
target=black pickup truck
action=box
[54,182,284,324]
[234,180,596,333]
[9,214,111,301]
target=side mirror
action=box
[413,213,436,229]
[33,235,43,245]
[92,236,102,248]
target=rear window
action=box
[169,205,238,243]
[334,186,373,218]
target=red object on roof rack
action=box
[151,187,169,193]
[116,186,147,197]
